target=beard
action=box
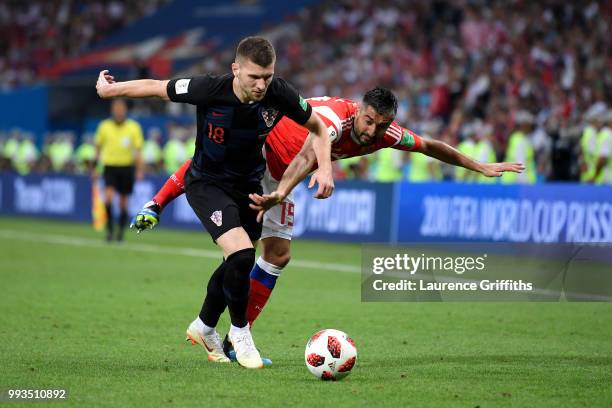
[357,133,376,146]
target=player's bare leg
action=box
[262,237,291,268]
[216,227,255,258]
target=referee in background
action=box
[94,99,144,242]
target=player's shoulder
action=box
[266,77,309,118]
[383,121,404,144]
[198,72,232,94]
[308,96,358,123]
[267,77,298,97]
[329,96,358,107]
[174,72,232,97]
[307,96,357,108]
[269,76,290,88]
[202,72,232,84]
[179,72,231,83]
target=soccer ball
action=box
[304,329,357,381]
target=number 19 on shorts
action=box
[279,202,294,226]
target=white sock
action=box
[256,256,283,277]
[229,324,249,337]
[193,317,215,335]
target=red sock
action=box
[153,159,191,207]
[247,279,273,327]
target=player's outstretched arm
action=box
[249,135,318,223]
[418,138,525,177]
[302,113,334,198]
[96,70,170,100]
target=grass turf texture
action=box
[0,217,611,407]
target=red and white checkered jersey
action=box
[265,96,422,180]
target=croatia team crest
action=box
[210,210,222,227]
[262,108,279,127]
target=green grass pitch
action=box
[1,217,611,407]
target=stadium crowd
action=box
[0,0,610,183]
[0,0,171,89]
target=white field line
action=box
[2,229,609,300]
[0,229,361,273]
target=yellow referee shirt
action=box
[95,118,144,166]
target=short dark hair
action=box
[236,36,276,67]
[363,87,398,117]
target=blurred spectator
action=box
[590,110,612,184]
[0,134,9,171]
[501,111,537,184]
[142,127,163,174]
[407,127,443,183]
[15,132,39,175]
[75,133,96,173]
[474,122,497,184]
[455,123,477,182]
[340,156,370,180]
[2,130,20,170]
[372,149,403,182]
[49,132,74,172]
[580,103,607,182]
[163,124,187,175]
[407,152,442,182]
[184,131,196,161]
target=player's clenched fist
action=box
[96,70,115,98]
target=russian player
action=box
[132,88,524,360]
[96,36,334,369]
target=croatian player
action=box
[97,36,334,369]
[132,88,523,360]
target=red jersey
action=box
[265,96,422,180]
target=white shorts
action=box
[261,167,295,240]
